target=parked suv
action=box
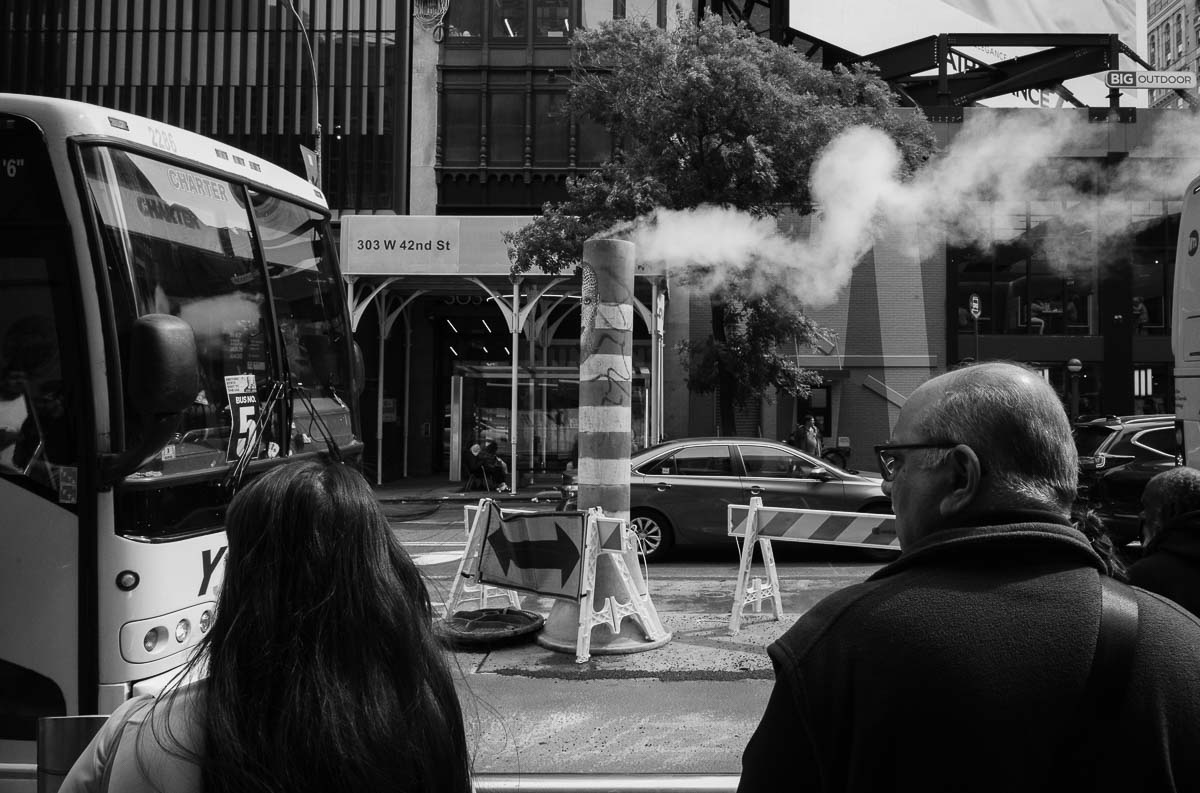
[1073,414,1179,545]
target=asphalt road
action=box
[386,500,887,774]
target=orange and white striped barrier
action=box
[726,497,898,634]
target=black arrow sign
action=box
[486,520,581,588]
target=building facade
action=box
[2,0,1188,482]
[1148,0,1200,108]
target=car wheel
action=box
[630,509,674,562]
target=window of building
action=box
[534,0,570,38]
[1165,21,1174,63]
[489,93,526,166]
[1130,201,1176,338]
[492,0,529,40]
[445,1,483,39]
[576,116,610,166]
[534,92,570,164]
[581,0,660,27]
[951,200,1103,338]
[443,92,482,165]
[1150,33,1157,68]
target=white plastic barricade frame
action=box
[444,500,525,616]
[725,497,898,634]
[447,500,668,662]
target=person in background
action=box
[61,457,472,793]
[1070,503,1129,582]
[738,361,1200,793]
[798,415,822,457]
[478,439,510,492]
[0,367,29,472]
[1132,296,1150,335]
[1128,466,1200,619]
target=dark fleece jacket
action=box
[738,511,1200,793]
[1128,511,1200,620]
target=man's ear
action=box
[938,444,982,516]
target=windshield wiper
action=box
[291,376,343,463]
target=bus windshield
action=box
[80,146,355,482]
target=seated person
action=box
[1028,300,1049,334]
[477,440,509,492]
[463,442,489,490]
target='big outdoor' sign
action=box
[1105,70,1197,90]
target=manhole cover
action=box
[436,608,545,650]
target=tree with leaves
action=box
[506,11,934,434]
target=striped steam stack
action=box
[537,238,671,657]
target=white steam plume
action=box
[622,109,1200,308]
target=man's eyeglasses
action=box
[874,442,961,482]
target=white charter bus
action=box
[1175,177,1200,467]
[0,94,361,782]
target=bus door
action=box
[0,114,88,764]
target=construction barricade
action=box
[445,499,668,662]
[725,497,899,635]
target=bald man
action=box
[739,362,1200,793]
[1128,466,1200,619]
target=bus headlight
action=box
[199,610,213,633]
[175,619,191,643]
[116,570,140,591]
[143,627,165,653]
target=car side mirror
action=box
[810,466,835,481]
[100,314,199,486]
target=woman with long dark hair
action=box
[62,456,471,793]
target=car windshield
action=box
[1073,426,1115,456]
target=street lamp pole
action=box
[284,0,321,189]
[1066,358,1083,419]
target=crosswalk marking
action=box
[411,550,466,566]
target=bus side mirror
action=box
[127,314,200,415]
[100,314,199,486]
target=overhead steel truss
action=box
[696,1,1198,115]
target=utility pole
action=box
[284,0,321,189]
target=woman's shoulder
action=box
[114,683,207,793]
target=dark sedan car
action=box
[624,437,892,561]
[1073,414,1179,545]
